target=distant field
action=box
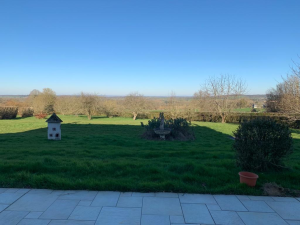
[0,115,299,195]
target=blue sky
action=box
[0,0,300,96]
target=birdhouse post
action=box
[46,113,63,140]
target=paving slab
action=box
[132,192,155,197]
[4,188,20,193]
[0,204,8,212]
[181,204,214,224]
[272,197,299,202]
[18,218,51,225]
[170,215,185,223]
[0,210,28,225]
[69,205,101,220]
[7,193,58,211]
[143,197,182,216]
[248,196,274,201]
[40,199,79,219]
[141,215,170,225]
[171,224,200,225]
[0,189,29,205]
[120,192,132,197]
[238,212,288,225]
[58,190,98,201]
[91,191,120,207]
[78,200,92,206]
[49,220,95,225]
[95,207,141,225]
[117,196,143,207]
[179,194,216,204]
[241,200,274,212]
[206,204,221,211]
[236,195,250,200]
[210,210,245,225]
[214,195,248,211]
[155,192,178,198]
[25,211,43,219]
[28,189,53,195]
[0,188,8,193]
[286,221,300,225]
[267,201,300,220]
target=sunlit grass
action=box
[0,115,299,195]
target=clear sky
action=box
[0,0,300,96]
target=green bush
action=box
[142,117,194,141]
[142,117,162,138]
[0,107,18,119]
[233,118,293,171]
[19,107,34,117]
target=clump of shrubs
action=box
[142,117,195,141]
[0,107,18,119]
[233,118,293,171]
[19,107,34,118]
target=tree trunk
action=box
[133,112,137,120]
[221,114,226,123]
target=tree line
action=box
[1,74,256,122]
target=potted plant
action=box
[238,171,259,187]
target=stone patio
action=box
[0,188,300,224]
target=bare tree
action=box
[202,74,247,123]
[54,96,82,115]
[192,90,211,112]
[103,99,118,117]
[124,92,147,120]
[266,75,300,113]
[266,59,300,113]
[80,92,101,120]
[31,88,56,114]
[168,91,180,119]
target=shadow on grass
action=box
[0,123,299,195]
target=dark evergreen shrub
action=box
[19,107,34,117]
[0,107,18,119]
[233,118,293,171]
[142,117,195,141]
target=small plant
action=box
[35,113,47,119]
[233,118,293,171]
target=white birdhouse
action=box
[46,113,63,140]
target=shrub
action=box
[142,116,195,141]
[35,113,47,119]
[19,107,34,117]
[0,107,18,119]
[233,118,293,171]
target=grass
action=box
[233,108,266,112]
[0,115,299,195]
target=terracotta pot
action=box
[238,171,259,187]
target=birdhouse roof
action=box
[46,113,63,123]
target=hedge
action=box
[121,111,300,129]
[0,107,18,119]
[19,107,34,118]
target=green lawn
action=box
[0,115,299,195]
[233,108,266,113]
